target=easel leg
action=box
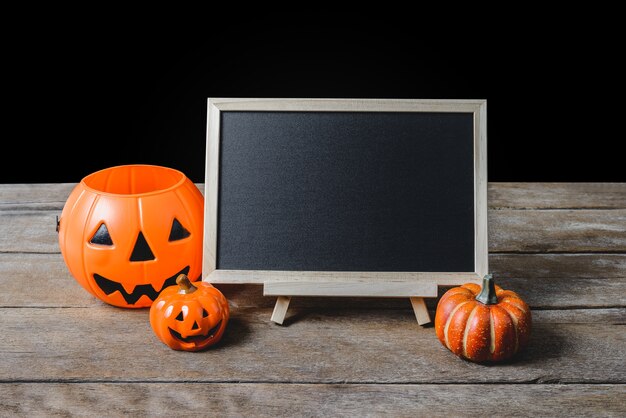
[410,297,431,325]
[270,296,291,325]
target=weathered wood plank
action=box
[490,253,626,279]
[1,182,624,417]
[532,308,625,324]
[489,209,626,252]
[0,183,76,209]
[488,182,626,209]
[489,276,626,309]
[0,254,87,307]
[1,253,624,309]
[1,383,624,417]
[0,307,623,383]
[0,211,59,253]
[3,208,625,254]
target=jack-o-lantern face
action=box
[58,165,204,308]
[150,274,229,351]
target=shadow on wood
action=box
[475,321,567,371]
[279,308,312,327]
[518,322,566,363]
[275,306,421,328]
[217,317,252,349]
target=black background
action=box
[3,13,621,183]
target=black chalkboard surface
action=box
[218,111,474,272]
[203,99,487,324]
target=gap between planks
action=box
[7,251,626,255]
[1,380,624,385]
[2,306,623,311]
[491,251,626,255]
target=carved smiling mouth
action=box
[169,320,223,344]
[93,266,190,305]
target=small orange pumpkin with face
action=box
[150,274,229,351]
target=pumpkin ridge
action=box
[81,193,101,297]
[499,289,521,299]
[439,287,473,303]
[461,283,481,295]
[501,299,528,314]
[489,310,496,354]
[462,305,479,359]
[437,290,466,311]
[440,292,474,310]
[443,301,470,350]
[499,303,520,354]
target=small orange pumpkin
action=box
[150,274,229,351]
[435,274,531,362]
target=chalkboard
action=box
[203,99,487,311]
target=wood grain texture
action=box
[410,296,431,325]
[0,210,58,253]
[0,307,623,383]
[490,209,626,252]
[0,183,75,210]
[1,182,626,416]
[1,383,624,417]
[263,280,440,296]
[210,97,486,113]
[488,182,626,209]
[270,296,291,325]
[490,253,626,279]
[5,207,624,254]
[209,270,481,286]
[1,253,624,309]
[475,101,488,277]
[203,100,221,276]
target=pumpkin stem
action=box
[176,274,197,294]
[475,274,498,305]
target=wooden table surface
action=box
[1,183,625,417]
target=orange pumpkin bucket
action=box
[57,164,204,308]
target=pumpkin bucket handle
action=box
[475,274,498,305]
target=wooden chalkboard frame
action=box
[203,98,487,325]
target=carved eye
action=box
[90,223,113,245]
[202,309,209,318]
[129,232,155,262]
[169,218,191,241]
[175,311,184,321]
